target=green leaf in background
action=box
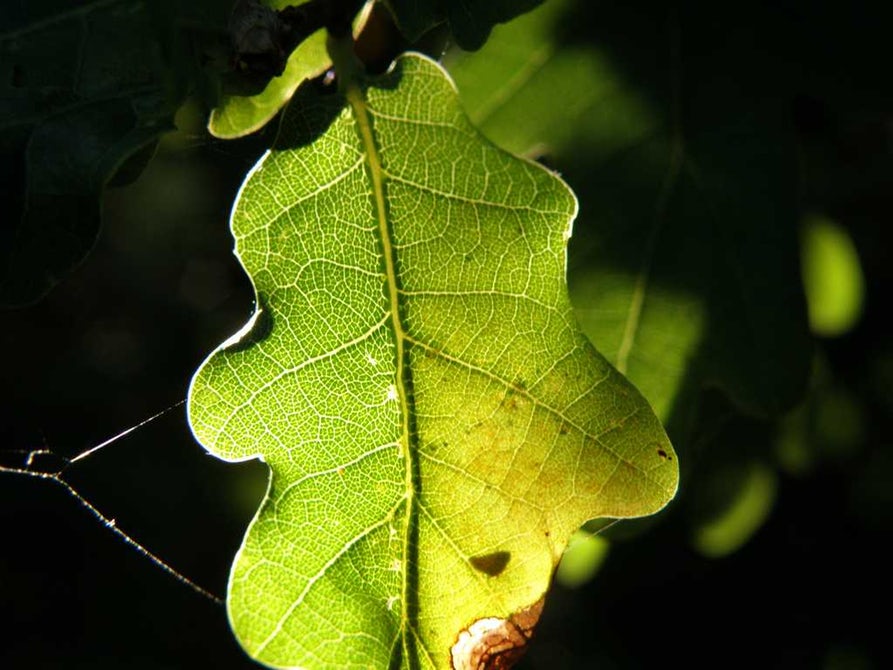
[208,0,372,139]
[447,0,812,439]
[189,53,677,669]
[775,353,868,476]
[0,0,228,306]
[691,461,777,558]
[383,0,544,50]
[800,214,865,337]
[554,529,610,588]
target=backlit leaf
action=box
[188,53,676,669]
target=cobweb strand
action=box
[0,400,224,606]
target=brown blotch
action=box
[450,596,545,670]
[469,551,511,577]
[657,449,672,460]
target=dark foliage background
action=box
[2,1,891,668]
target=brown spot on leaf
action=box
[450,596,545,670]
[469,551,510,577]
[657,449,672,460]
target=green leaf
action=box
[800,215,865,337]
[447,0,812,436]
[692,462,777,558]
[554,530,609,588]
[188,53,676,669]
[208,1,372,140]
[0,0,227,305]
[383,0,544,50]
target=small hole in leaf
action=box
[657,449,671,460]
[469,551,510,577]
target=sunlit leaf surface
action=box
[189,53,676,669]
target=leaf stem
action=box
[326,25,363,93]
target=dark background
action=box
[2,1,891,668]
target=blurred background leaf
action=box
[554,529,610,588]
[800,214,865,338]
[0,0,231,306]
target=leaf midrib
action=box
[344,81,417,659]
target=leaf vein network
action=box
[277,441,400,497]
[239,156,365,238]
[364,105,476,137]
[381,170,563,214]
[417,450,547,514]
[214,313,391,445]
[407,623,437,669]
[404,335,651,476]
[416,503,499,593]
[397,288,558,311]
[252,505,402,655]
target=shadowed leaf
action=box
[208,0,373,140]
[383,0,544,50]
[0,0,228,306]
